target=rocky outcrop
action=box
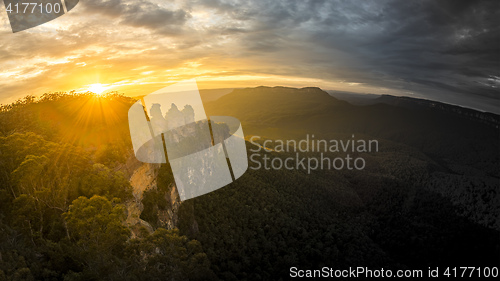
[126,162,159,238]
[123,159,186,238]
[156,184,182,230]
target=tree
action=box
[11,194,43,243]
[124,228,216,281]
[78,164,132,202]
[63,196,130,277]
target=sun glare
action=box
[87,83,107,95]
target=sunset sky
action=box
[0,0,498,113]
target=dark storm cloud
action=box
[1,0,498,112]
[196,0,499,112]
[81,0,190,35]
[349,0,500,92]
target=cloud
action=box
[80,0,191,35]
[0,0,498,113]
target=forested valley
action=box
[0,88,498,280]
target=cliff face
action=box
[123,159,182,238]
[126,162,157,238]
[122,117,212,237]
[156,184,182,230]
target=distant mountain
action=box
[1,89,498,280]
[133,88,235,103]
[205,87,499,163]
[205,86,351,138]
[371,95,500,128]
[326,90,380,105]
[204,85,500,226]
[199,88,235,103]
[326,90,500,128]
[189,86,500,278]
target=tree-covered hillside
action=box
[0,93,215,281]
[0,88,498,281]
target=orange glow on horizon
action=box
[87,83,108,95]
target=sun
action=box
[87,83,107,95]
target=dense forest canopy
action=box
[0,89,498,280]
[0,93,215,280]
